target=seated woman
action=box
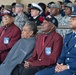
[11,16,63,75]
[0,21,37,75]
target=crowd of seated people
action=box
[35,7,76,75]
[0,21,38,75]
[0,0,75,36]
[0,0,76,75]
[0,0,75,27]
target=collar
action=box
[33,15,38,19]
[4,22,13,30]
[43,32,51,36]
[73,30,76,34]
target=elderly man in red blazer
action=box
[11,15,63,75]
[0,9,21,63]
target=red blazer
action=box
[28,31,63,67]
[0,23,21,62]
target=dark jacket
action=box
[57,32,76,73]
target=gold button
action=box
[39,59,41,61]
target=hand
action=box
[55,63,68,73]
[55,63,63,73]
[60,65,68,71]
[24,61,32,68]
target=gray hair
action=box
[25,21,38,35]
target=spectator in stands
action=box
[74,0,76,5]
[57,1,65,16]
[24,3,32,18]
[38,2,46,17]
[14,3,28,30]
[50,3,63,26]
[46,2,55,16]
[11,16,63,75]
[0,21,37,75]
[57,1,63,6]
[0,5,5,24]
[63,0,72,5]
[61,3,73,25]
[11,2,17,17]
[1,5,5,13]
[0,9,21,63]
[35,6,76,75]
[29,3,43,26]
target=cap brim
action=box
[44,17,58,27]
[31,7,40,11]
[70,15,76,17]
[1,13,12,17]
[70,13,76,17]
[65,6,71,8]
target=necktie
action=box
[42,34,47,47]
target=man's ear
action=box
[50,24,55,30]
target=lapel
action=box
[3,23,14,36]
[64,33,72,46]
[39,31,56,57]
[64,32,76,51]
[64,33,72,49]
[0,26,6,38]
[0,26,5,35]
[68,36,76,51]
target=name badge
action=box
[4,37,9,44]
[45,47,51,55]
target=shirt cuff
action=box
[67,65,70,69]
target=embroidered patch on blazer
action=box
[45,47,51,55]
[4,37,9,44]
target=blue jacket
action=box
[57,32,76,73]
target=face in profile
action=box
[70,17,76,29]
[21,25,33,38]
[31,9,39,17]
[15,7,22,13]
[41,20,54,33]
[12,7,16,13]
[47,7,53,14]
[2,15,13,26]
[64,7,72,15]
[51,8,59,16]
